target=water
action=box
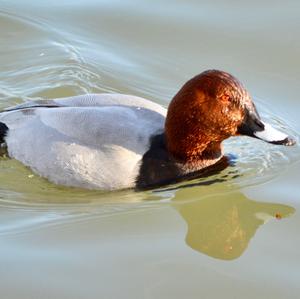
[1,1,300,298]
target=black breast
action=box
[135,133,231,190]
[135,133,184,190]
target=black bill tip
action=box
[269,136,296,146]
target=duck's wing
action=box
[1,103,166,190]
[3,93,166,116]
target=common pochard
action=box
[0,70,295,190]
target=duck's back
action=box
[0,94,166,190]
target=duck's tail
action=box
[0,122,8,144]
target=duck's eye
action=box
[220,94,231,103]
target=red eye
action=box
[220,94,230,103]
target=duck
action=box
[0,70,295,190]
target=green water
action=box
[0,1,300,298]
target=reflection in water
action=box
[171,185,294,260]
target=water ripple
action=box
[0,6,299,225]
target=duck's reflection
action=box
[169,184,294,260]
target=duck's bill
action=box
[237,111,296,146]
[253,122,295,145]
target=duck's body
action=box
[0,70,295,190]
[0,94,168,190]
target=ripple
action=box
[0,8,299,213]
[152,103,300,194]
[0,9,136,105]
[0,189,167,236]
[224,109,299,187]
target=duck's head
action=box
[165,70,295,162]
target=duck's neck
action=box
[135,133,225,190]
[166,134,224,171]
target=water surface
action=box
[1,1,300,298]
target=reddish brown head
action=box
[165,70,294,164]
